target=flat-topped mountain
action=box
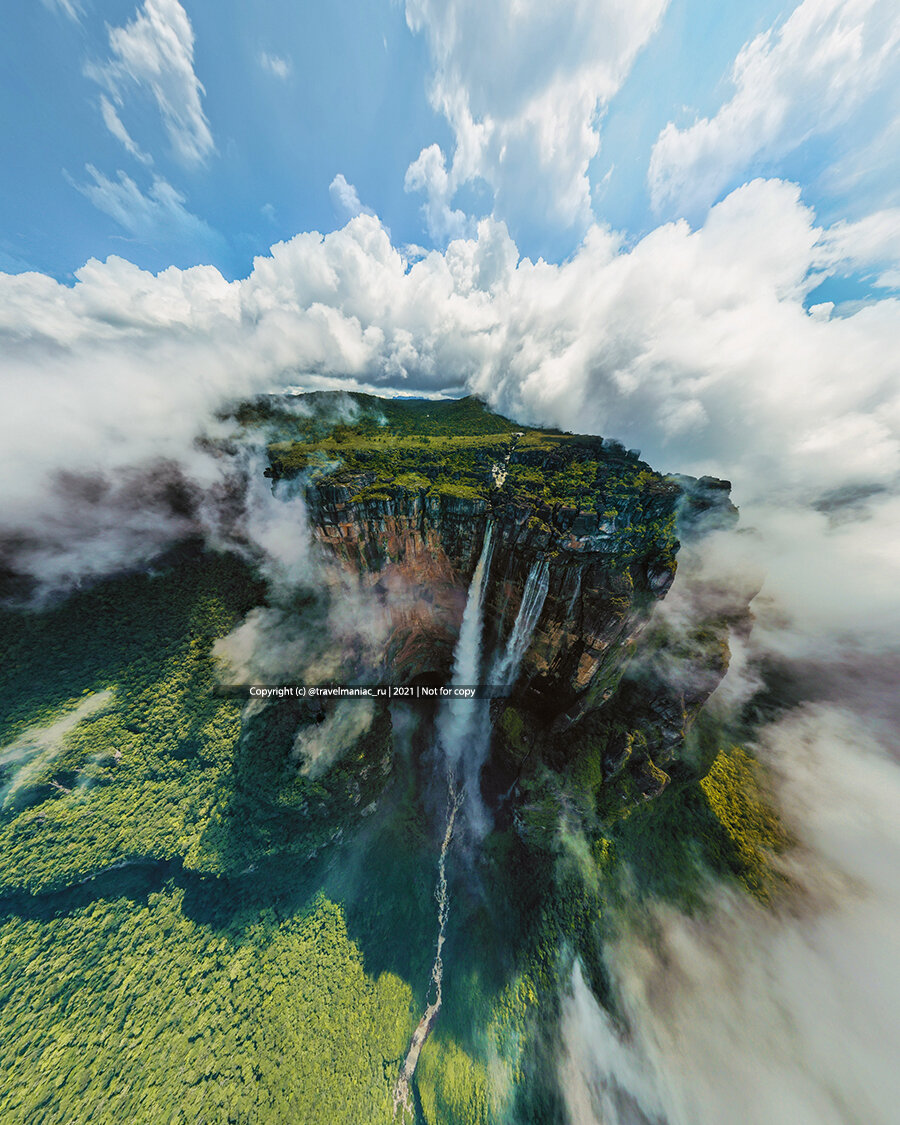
[238,392,740,809]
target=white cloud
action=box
[403,0,668,241]
[40,0,82,20]
[70,165,224,260]
[259,52,291,80]
[403,144,472,243]
[86,0,214,166]
[649,0,900,215]
[329,174,375,222]
[1,179,899,606]
[815,206,900,284]
[99,95,153,166]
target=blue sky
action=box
[6,0,899,290]
[2,0,900,531]
[3,0,448,277]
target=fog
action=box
[1,181,899,1122]
[560,703,900,1125]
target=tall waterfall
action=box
[492,557,550,687]
[436,522,494,778]
[394,523,494,1118]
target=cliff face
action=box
[307,479,675,705]
[305,468,739,807]
[255,391,743,815]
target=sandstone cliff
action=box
[256,392,742,820]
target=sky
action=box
[3,4,900,1120]
[4,0,899,286]
[2,0,900,610]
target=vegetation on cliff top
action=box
[247,391,674,520]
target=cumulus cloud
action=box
[404,144,473,243]
[403,0,668,241]
[259,52,291,80]
[86,0,214,166]
[329,174,374,222]
[649,0,900,216]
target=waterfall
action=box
[566,565,582,621]
[436,522,494,776]
[394,523,494,1117]
[393,777,463,1120]
[493,557,550,687]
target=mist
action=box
[0,690,114,809]
[1,181,899,1122]
[559,703,900,1125]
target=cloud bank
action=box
[1,178,898,605]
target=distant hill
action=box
[227,390,561,441]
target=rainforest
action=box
[0,393,792,1124]
[5,1,900,1119]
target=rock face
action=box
[304,466,740,808]
[309,485,487,682]
[307,479,677,704]
[254,390,744,816]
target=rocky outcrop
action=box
[306,465,737,724]
[283,424,746,829]
[307,479,679,706]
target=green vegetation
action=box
[227,390,534,441]
[245,392,680,580]
[600,744,793,909]
[699,745,793,901]
[0,548,262,895]
[0,884,415,1123]
[0,546,431,1122]
[418,1037,493,1125]
[0,395,781,1123]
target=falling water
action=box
[436,522,495,777]
[393,777,463,1120]
[566,565,583,621]
[394,523,494,1117]
[493,557,550,687]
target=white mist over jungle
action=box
[3,185,899,1122]
[3,1,900,1121]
